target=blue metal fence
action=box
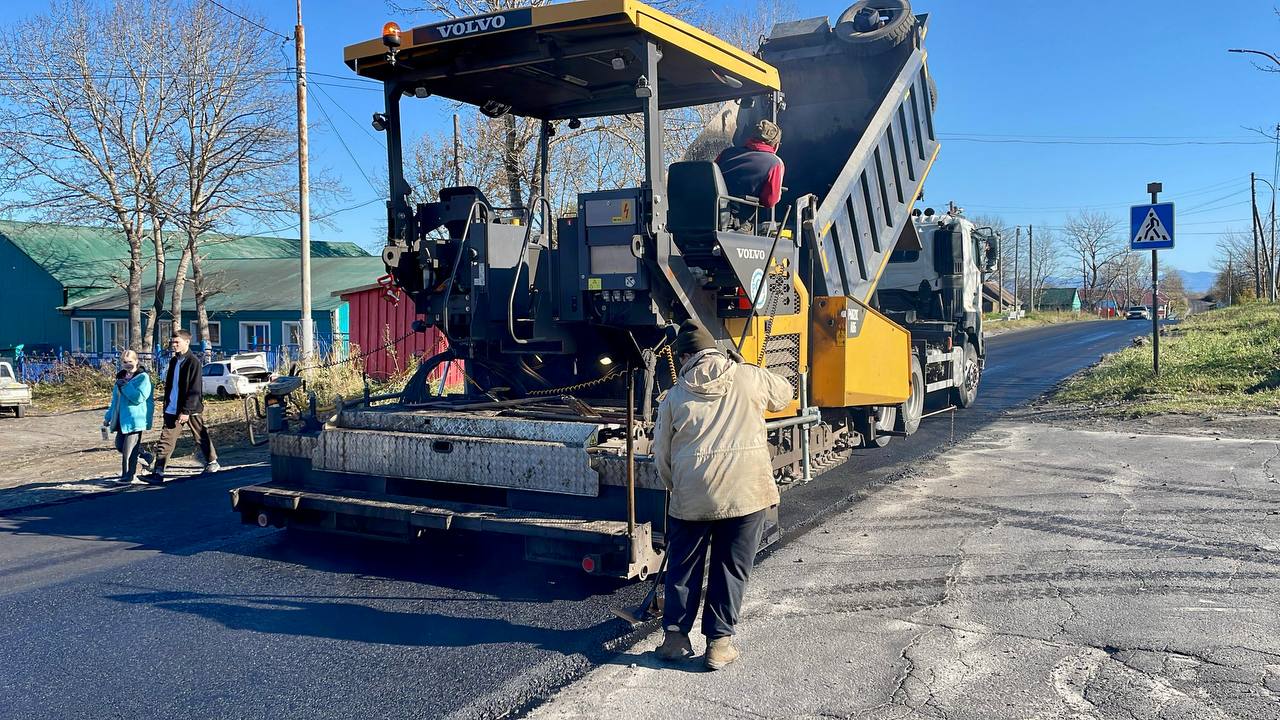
[5,334,349,384]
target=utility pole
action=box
[1227,257,1234,306]
[1013,226,1021,315]
[1252,172,1262,298]
[452,113,462,187]
[1148,182,1161,376]
[1028,224,1035,312]
[996,236,1003,313]
[295,0,314,366]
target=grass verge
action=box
[1055,303,1280,416]
[985,311,1098,333]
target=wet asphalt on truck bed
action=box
[0,320,1147,720]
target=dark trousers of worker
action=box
[154,412,217,469]
[114,431,142,480]
[662,509,767,640]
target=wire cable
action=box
[204,0,290,41]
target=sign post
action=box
[1130,183,1174,376]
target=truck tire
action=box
[855,406,896,448]
[896,354,924,435]
[950,341,980,408]
[834,0,915,57]
[15,405,25,418]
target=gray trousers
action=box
[114,431,143,480]
[662,509,767,640]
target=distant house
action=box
[1142,291,1172,318]
[1078,287,1122,317]
[0,219,370,352]
[59,257,386,361]
[981,281,1019,313]
[1035,287,1082,313]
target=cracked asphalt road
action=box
[0,321,1155,719]
[528,422,1280,720]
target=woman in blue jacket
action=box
[103,350,154,483]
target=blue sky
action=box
[4,0,1278,273]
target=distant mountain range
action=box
[1175,270,1214,295]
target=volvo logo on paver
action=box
[737,247,767,260]
[414,8,531,43]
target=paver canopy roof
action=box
[345,0,780,119]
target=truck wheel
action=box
[950,342,980,408]
[855,406,895,448]
[834,0,915,57]
[15,405,25,418]
[896,354,924,435]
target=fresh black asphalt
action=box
[0,320,1148,720]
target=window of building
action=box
[240,322,270,350]
[158,320,173,343]
[71,318,96,353]
[191,321,221,347]
[282,321,302,348]
[103,319,128,352]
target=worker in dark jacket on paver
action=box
[652,320,792,670]
[144,329,218,484]
[715,119,786,220]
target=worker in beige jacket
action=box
[652,320,792,670]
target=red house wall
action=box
[342,286,462,386]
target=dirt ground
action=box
[0,407,267,506]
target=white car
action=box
[202,353,273,397]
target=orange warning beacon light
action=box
[382,22,402,48]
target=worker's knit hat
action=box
[753,119,782,148]
[675,320,717,357]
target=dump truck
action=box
[232,0,996,578]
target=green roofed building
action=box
[1034,287,1082,313]
[0,219,373,352]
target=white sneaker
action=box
[204,461,221,474]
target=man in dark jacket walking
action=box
[715,119,785,223]
[145,329,218,483]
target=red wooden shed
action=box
[336,283,463,387]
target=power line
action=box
[940,136,1270,147]
[964,176,1246,213]
[311,81,386,147]
[309,87,381,194]
[942,131,1268,141]
[204,0,291,41]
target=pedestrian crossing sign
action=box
[1130,202,1174,249]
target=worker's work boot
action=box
[655,630,694,662]
[704,637,739,670]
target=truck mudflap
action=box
[230,484,665,579]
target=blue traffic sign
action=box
[1130,202,1174,250]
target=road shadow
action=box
[104,585,620,650]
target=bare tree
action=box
[1024,227,1062,308]
[970,214,1017,305]
[160,0,301,352]
[1061,210,1123,311]
[0,0,179,350]
[1213,229,1258,304]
